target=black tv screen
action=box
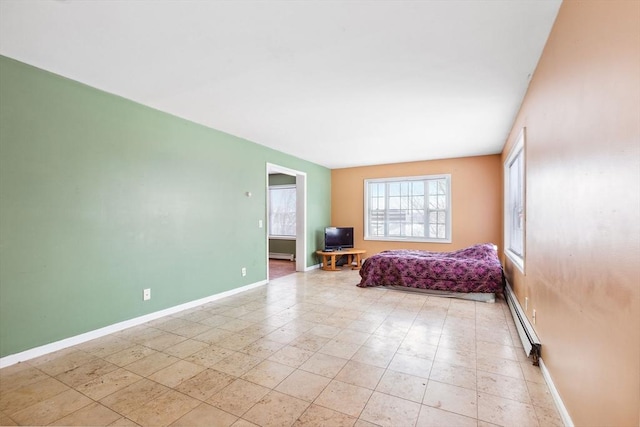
[324,227,354,250]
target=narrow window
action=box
[364,174,451,243]
[504,129,525,271]
[269,185,296,237]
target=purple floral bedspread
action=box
[358,243,503,293]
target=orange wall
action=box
[331,155,501,255]
[501,1,640,425]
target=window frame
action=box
[504,128,526,272]
[268,184,297,239]
[364,174,452,244]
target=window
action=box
[269,185,296,237]
[504,128,525,271]
[364,174,451,243]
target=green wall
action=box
[0,56,331,358]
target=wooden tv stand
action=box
[316,249,366,271]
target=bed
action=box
[357,243,503,302]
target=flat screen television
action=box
[324,227,354,251]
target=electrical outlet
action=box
[241,267,247,277]
[532,309,537,325]
[143,288,151,301]
[525,297,529,311]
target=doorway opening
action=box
[266,163,307,281]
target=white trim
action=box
[539,357,574,427]
[0,280,268,368]
[304,263,321,272]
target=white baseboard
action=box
[0,280,268,369]
[304,263,321,271]
[539,357,574,427]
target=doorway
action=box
[266,163,307,280]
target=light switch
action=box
[258,220,263,228]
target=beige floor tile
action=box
[346,319,381,334]
[212,352,263,377]
[0,411,18,426]
[0,363,49,394]
[534,404,564,427]
[139,331,188,351]
[172,322,213,338]
[193,327,235,344]
[10,388,92,426]
[397,339,439,360]
[477,371,531,403]
[263,328,303,344]
[207,379,270,417]
[349,345,395,369]
[197,315,233,328]
[108,416,141,426]
[314,380,372,418]
[275,369,331,402]
[477,355,524,379]
[360,391,422,427]
[477,341,519,361]
[334,329,371,346]
[293,404,356,427]
[240,338,286,358]
[163,339,210,358]
[416,405,477,427]
[30,350,97,376]
[170,402,238,426]
[231,419,260,427]
[375,370,427,403]
[520,361,546,384]
[299,353,349,378]
[307,324,342,339]
[99,378,170,416]
[76,367,143,400]
[318,339,362,359]
[434,347,477,370]
[241,360,295,388]
[335,360,385,390]
[362,334,403,352]
[152,317,195,332]
[128,389,201,427]
[148,359,207,388]
[175,368,236,401]
[353,418,381,427]
[477,392,538,427]
[56,357,119,388]
[104,344,158,367]
[218,333,262,351]
[0,376,69,415]
[125,352,180,377]
[185,345,237,368]
[423,380,478,419]
[388,353,433,379]
[290,333,331,352]
[268,345,314,368]
[218,319,256,333]
[526,380,557,410]
[50,401,122,426]
[78,336,134,358]
[243,390,309,427]
[429,360,477,390]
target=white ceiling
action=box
[0,0,561,169]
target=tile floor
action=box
[0,269,563,426]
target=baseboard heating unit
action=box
[269,252,294,261]
[505,280,542,365]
